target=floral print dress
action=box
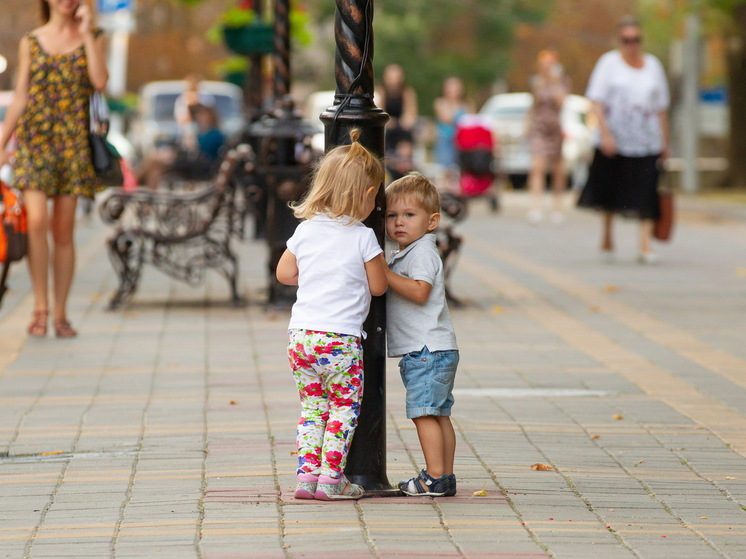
[13,33,101,198]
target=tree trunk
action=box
[726,5,746,188]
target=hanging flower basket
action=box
[223,22,274,55]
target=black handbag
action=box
[89,92,123,186]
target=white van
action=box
[129,80,246,159]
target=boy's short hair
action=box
[385,174,440,215]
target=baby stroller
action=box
[455,115,499,211]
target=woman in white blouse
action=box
[578,16,670,264]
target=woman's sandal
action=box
[54,318,78,339]
[27,310,49,338]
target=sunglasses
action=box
[620,36,642,45]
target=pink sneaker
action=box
[294,473,319,500]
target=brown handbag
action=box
[654,188,674,241]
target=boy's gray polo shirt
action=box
[386,233,458,357]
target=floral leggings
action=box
[288,329,364,478]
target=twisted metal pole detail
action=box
[274,0,291,98]
[334,0,374,96]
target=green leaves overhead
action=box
[307,0,550,112]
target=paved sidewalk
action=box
[1,194,746,558]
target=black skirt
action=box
[578,149,661,219]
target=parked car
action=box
[479,92,594,189]
[302,90,336,153]
[129,80,246,160]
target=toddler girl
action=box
[276,130,387,500]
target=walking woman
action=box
[527,49,569,224]
[434,77,469,191]
[0,0,108,337]
[377,64,418,145]
[578,16,669,264]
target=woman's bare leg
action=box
[528,155,547,217]
[551,159,566,213]
[640,219,653,255]
[24,190,50,313]
[602,212,614,252]
[50,195,78,322]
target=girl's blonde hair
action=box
[292,129,384,221]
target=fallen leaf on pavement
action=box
[603,284,620,294]
[725,476,736,480]
[591,434,601,440]
[531,463,554,471]
[40,450,64,457]
[229,400,238,405]
[289,451,298,456]
[612,414,624,421]
[700,515,709,520]
[473,489,488,497]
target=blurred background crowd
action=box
[0,0,744,200]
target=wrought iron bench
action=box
[98,145,255,309]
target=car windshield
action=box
[150,93,241,122]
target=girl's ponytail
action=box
[342,129,383,186]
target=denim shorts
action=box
[398,346,459,419]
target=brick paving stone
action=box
[2,196,746,558]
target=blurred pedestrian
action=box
[276,129,387,501]
[0,0,108,338]
[377,64,418,151]
[578,16,670,264]
[378,64,418,181]
[434,77,469,190]
[138,104,226,188]
[527,49,569,224]
[174,74,215,129]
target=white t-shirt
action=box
[286,214,382,338]
[586,50,670,157]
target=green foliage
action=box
[308,0,550,114]
[290,8,313,47]
[177,0,313,48]
[707,0,746,11]
[213,55,251,76]
[221,7,258,28]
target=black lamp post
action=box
[320,0,390,491]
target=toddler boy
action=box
[385,174,459,496]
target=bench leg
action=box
[439,227,465,308]
[210,238,244,307]
[107,231,144,310]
